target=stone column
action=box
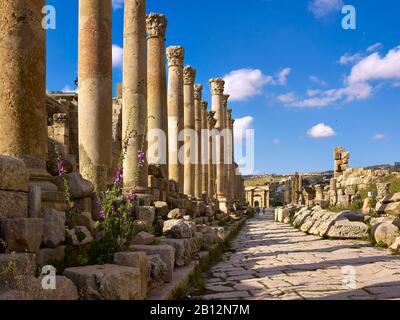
[222,95,230,203]
[0,0,48,178]
[207,112,217,198]
[227,114,235,203]
[209,79,227,211]
[201,101,209,198]
[123,0,148,191]
[78,0,113,191]
[166,46,184,192]
[183,67,196,197]
[146,13,168,178]
[194,84,203,200]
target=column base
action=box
[217,196,229,214]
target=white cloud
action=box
[307,89,321,97]
[309,0,343,19]
[307,123,337,138]
[372,134,386,141]
[61,85,77,93]
[112,0,124,10]
[347,46,400,84]
[309,75,327,86]
[112,44,123,68]
[223,69,272,101]
[367,43,383,53]
[223,67,290,101]
[338,52,363,65]
[277,92,297,104]
[276,68,291,86]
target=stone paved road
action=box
[199,213,400,300]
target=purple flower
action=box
[57,160,65,175]
[113,167,123,185]
[138,151,146,167]
[74,226,82,233]
[98,210,105,219]
[126,191,138,203]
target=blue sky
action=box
[46,0,400,175]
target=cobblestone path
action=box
[200,213,400,300]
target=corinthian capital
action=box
[222,94,230,107]
[194,84,203,100]
[209,78,225,95]
[183,66,196,85]
[207,111,216,127]
[201,101,208,111]
[226,108,232,119]
[146,13,167,39]
[166,46,184,67]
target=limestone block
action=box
[135,206,156,227]
[382,193,400,204]
[64,264,141,300]
[132,231,155,245]
[0,190,28,219]
[42,208,65,248]
[389,237,400,254]
[36,246,65,268]
[194,232,204,252]
[28,185,42,218]
[154,201,169,218]
[114,252,149,299]
[163,219,193,239]
[0,156,28,192]
[384,202,400,217]
[70,212,94,234]
[0,253,36,276]
[148,254,167,290]
[160,238,197,267]
[130,245,175,282]
[54,172,94,199]
[374,221,400,247]
[66,226,93,246]
[1,218,43,253]
[327,220,369,239]
[167,208,185,219]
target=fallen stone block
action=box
[373,221,400,247]
[1,218,43,253]
[114,252,149,299]
[163,219,193,239]
[132,231,155,245]
[130,245,175,282]
[66,226,93,246]
[54,172,94,199]
[64,264,141,300]
[327,220,369,239]
[35,246,65,268]
[0,190,28,219]
[148,254,167,290]
[167,208,185,219]
[135,206,156,227]
[42,208,65,248]
[0,156,28,192]
[160,238,198,267]
[154,201,169,218]
[0,253,36,276]
[69,212,94,234]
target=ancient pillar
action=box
[207,112,217,198]
[194,84,203,199]
[222,95,230,203]
[0,0,48,178]
[209,79,227,211]
[123,0,148,191]
[225,107,235,205]
[78,0,113,191]
[166,46,184,192]
[201,101,209,198]
[183,66,196,197]
[146,13,168,178]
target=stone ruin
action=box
[0,0,249,300]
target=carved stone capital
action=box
[207,111,216,127]
[222,94,230,107]
[166,46,184,67]
[146,13,167,39]
[209,78,225,95]
[53,113,68,124]
[183,66,196,85]
[201,101,208,111]
[194,84,203,100]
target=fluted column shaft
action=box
[146,13,168,177]
[183,67,196,197]
[194,84,203,199]
[0,0,47,177]
[78,0,113,191]
[123,0,148,191]
[207,112,217,199]
[209,79,226,200]
[166,46,184,192]
[201,102,209,197]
